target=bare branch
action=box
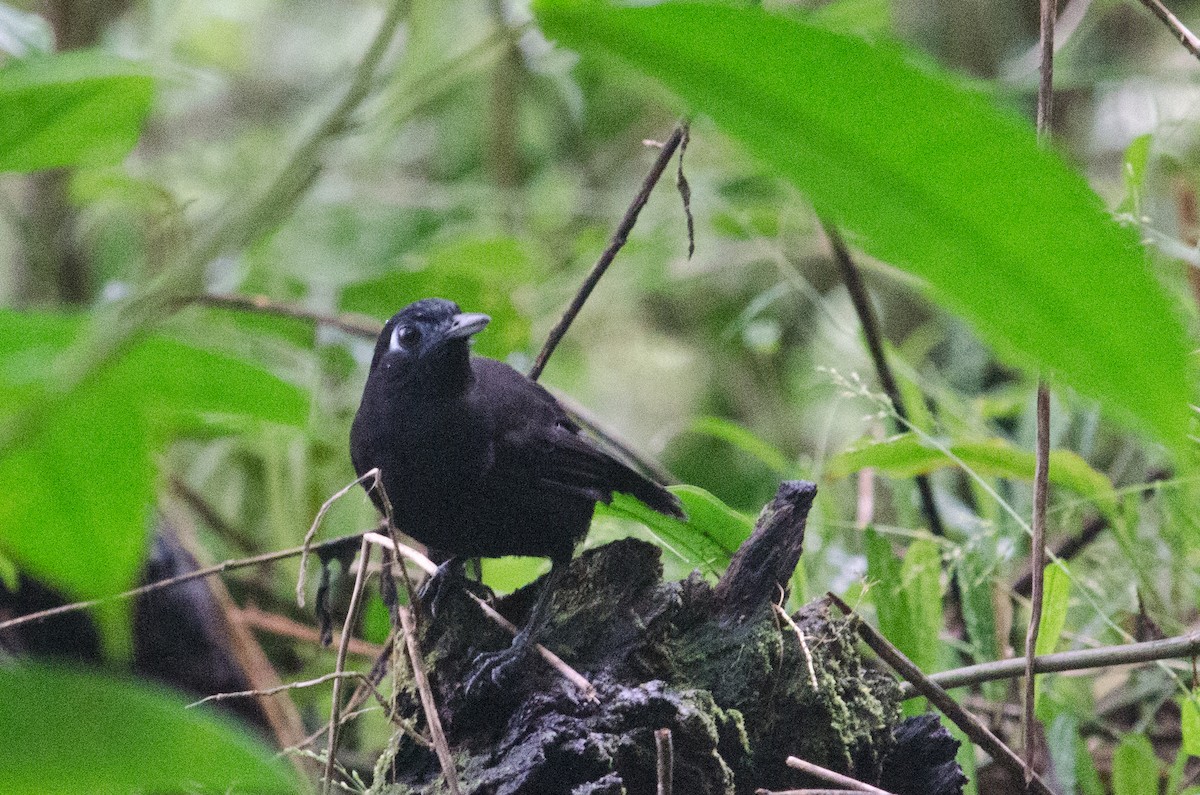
[827,593,1056,795]
[529,122,688,381]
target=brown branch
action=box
[1013,514,1106,596]
[185,293,381,339]
[323,536,373,794]
[821,223,945,540]
[784,756,895,794]
[528,123,688,381]
[1024,383,1051,775]
[1138,0,1200,60]
[1026,0,1056,774]
[827,593,1056,795]
[399,604,461,795]
[0,532,366,633]
[237,604,385,658]
[656,728,674,795]
[899,629,1200,696]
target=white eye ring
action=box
[389,324,421,352]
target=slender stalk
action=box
[1025,0,1056,774]
[828,593,1056,795]
[900,630,1200,696]
[821,223,945,539]
[529,123,687,381]
[323,537,372,794]
[1138,0,1200,60]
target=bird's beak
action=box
[445,312,491,340]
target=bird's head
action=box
[369,298,491,384]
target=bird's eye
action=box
[389,324,422,352]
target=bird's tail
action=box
[615,466,686,520]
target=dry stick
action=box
[656,728,674,795]
[0,531,365,633]
[899,629,1200,697]
[187,671,383,709]
[237,604,385,658]
[323,536,373,795]
[186,293,381,339]
[363,532,598,701]
[827,592,1056,795]
[1024,384,1051,777]
[398,604,462,795]
[1013,514,1106,597]
[821,223,945,540]
[1139,0,1200,59]
[758,791,897,795]
[774,602,819,691]
[298,468,382,608]
[1025,0,1056,777]
[528,123,688,381]
[784,756,895,795]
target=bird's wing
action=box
[468,358,684,518]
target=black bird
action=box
[350,298,684,686]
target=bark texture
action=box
[372,481,965,795]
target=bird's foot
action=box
[418,558,494,620]
[463,636,534,700]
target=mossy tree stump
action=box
[372,481,964,795]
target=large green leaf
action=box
[0,50,153,172]
[596,484,752,573]
[0,665,299,793]
[827,433,1118,519]
[0,311,307,643]
[534,0,1194,447]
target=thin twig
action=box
[1013,514,1106,596]
[528,123,688,381]
[398,604,461,795]
[1026,0,1056,775]
[0,532,366,633]
[185,293,381,339]
[827,592,1056,795]
[784,756,895,794]
[1024,384,1051,775]
[187,671,381,709]
[656,728,674,795]
[298,469,383,608]
[675,123,695,259]
[362,532,598,701]
[821,222,945,540]
[237,604,385,658]
[774,602,819,691]
[900,629,1200,696]
[323,536,373,795]
[1138,0,1200,60]
[758,791,896,795]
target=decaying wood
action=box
[370,481,965,795]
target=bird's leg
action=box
[417,557,466,619]
[465,555,569,697]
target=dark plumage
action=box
[350,298,684,686]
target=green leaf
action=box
[1181,689,1200,758]
[596,485,752,573]
[899,537,943,673]
[827,433,1118,519]
[0,51,153,172]
[534,0,1193,447]
[864,528,909,657]
[1035,561,1070,657]
[1112,733,1159,795]
[0,311,306,644]
[0,665,299,793]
